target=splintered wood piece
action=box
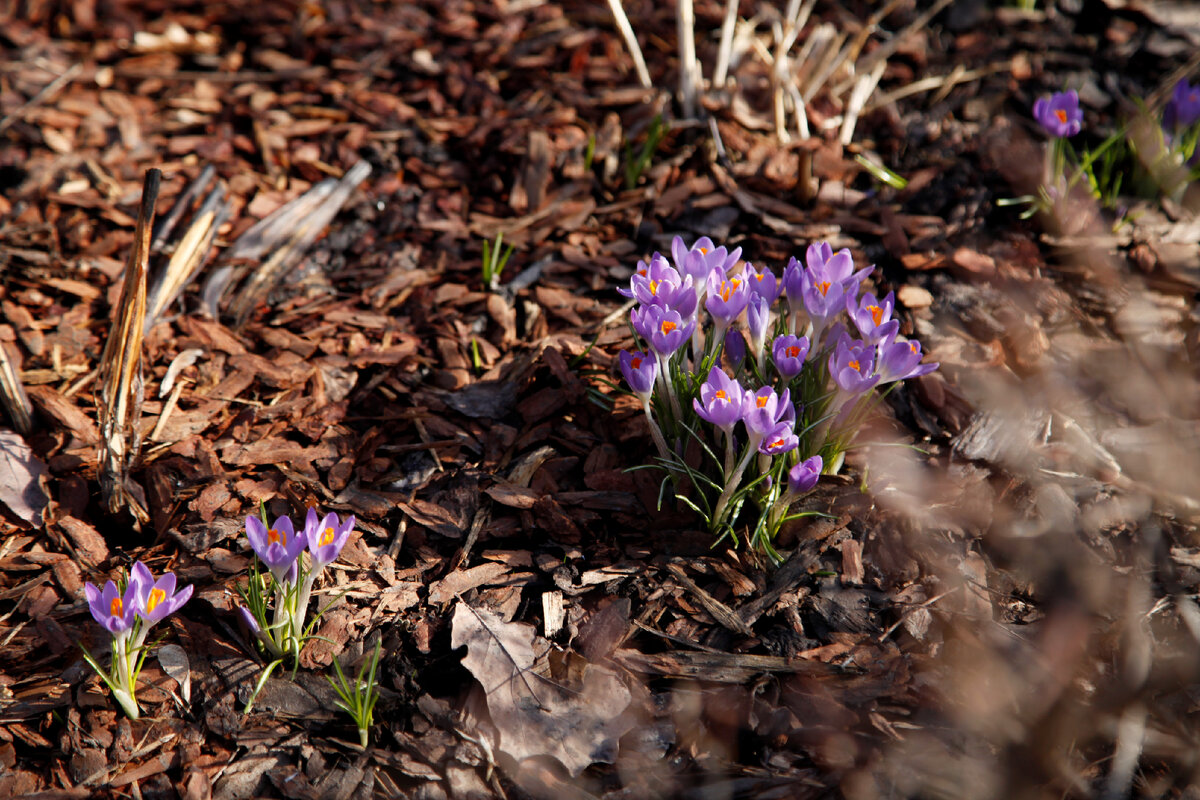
[0,340,34,435]
[96,167,160,521]
[144,180,230,332]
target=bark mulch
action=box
[2,0,1200,798]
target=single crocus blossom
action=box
[787,455,823,495]
[876,337,939,384]
[246,514,308,584]
[828,335,880,395]
[693,367,744,431]
[705,270,751,325]
[846,291,900,344]
[724,328,746,368]
[745,295,772,359]
[745,263,781,304]
[771,334,810,380]
[619,350,658,400]
[85,576,144,636]
[742,386,793,439]
[130,561,193,627]
[758,420,799,455]
[628,255,697,316]
[672,236,743,286]
[1164,79,1200,131]
[1033,90,1082,138]
[307,508,356,569]
[640,305,694,357]
[804,242,874,294]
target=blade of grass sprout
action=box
[0,341,34,435]
[604,0,652,90]
[854,153,908,190]
[225,161,371,327]
[97,168,159,520]
[145,185,230,332]
[150,164,215,251]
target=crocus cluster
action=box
[618,237,937,556]
[83,562,193,718]
[238,507,355,663]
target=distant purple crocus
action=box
[705,271,751,325]
[619,350,658,400]
[1164,80,1200,131]
[671,236,743,287]
[758,420,798,455]
[787,455,823,495]
[307,508,356,569]
[246,514,308,584]
[130,561,192,627]
[1033,90,1082,138]
[742,386,793,439]
[771,334,810,380]
[828,336,880,395]
[745,263,781,304]
[846,291,900,344]
[628,254,697,317]
[693,367,744,431]
[639,305,694,357]
[876,338,939,384]
[85,576,144,636]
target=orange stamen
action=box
[756,396,768,408]
[868,305,883,326]
[321,527,335,547]
[268,528,286,546]
[909,342,919,354]
[631,356,642,369]
[147,588,165,614]
[110,597,123,618]
[699,247,709,254]
[1054,109,1067,123]
[816,280,831,296]
[786,346,800,358]
[769,439,784,449]
[715,390,728,401]
[660,320,677,335]
[649,280,660,295]
[849,359,861,371]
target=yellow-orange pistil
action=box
[267,528,286,546]
[631,356,643,369]
[321,527,335,547]
[147,588,165,614]
[1054,109,1067,124]
[649,279,660,295]
[110,597,123,618]
[660,320,677,335]
[714,389,728,401]
[756,396,768,408]
[868,305,883,326]
[786,346,801,358]
[849,359,861,371]
[816,280,831,296]
[769,438,785,449]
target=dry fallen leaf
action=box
[451,602,633,777]
[0,430,50,527]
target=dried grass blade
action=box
[97,168,160,520]
[0,341,34,435]
[145,183,230,331]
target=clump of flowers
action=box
[237,507,355,686]
[82,561,193,719]
[617,237,937,559]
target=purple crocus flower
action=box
[771,334,810,380]
[130,561,193,627]
[828,336,880,395]
[640,305,694,357]
[758,420,798,455]
[671,236,743,287]
[307,508,356,569]
[1033,90,1082,138]
[246,514,308,584]
[745,295,772,358]
[745,263,781,304]
[628,255,697,317]
[846,291,900,344]
[805,242,874,294]
[876,338,939,384]
[1164,80,1200,131]
[238,605,261,634]
[705,271,750,325]
[85,577,144,636]
[742,386,793,438]
[693,367,744,430]
[787,455,823,494]
[723,328,746,368]
[619,350,658,399]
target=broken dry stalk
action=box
[0,341,34,435]
[97,168,159,521]
[604,0,652,90]
[676,0,698,118]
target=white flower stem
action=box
[642,401,671,459]
[712,435,760,527]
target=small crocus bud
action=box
[723,328,746,368]
[1033,90,1082,138]
[787,455,823,494]
[1164,80,1200,131]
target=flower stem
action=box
[643,402,671,459]
[711,435,760,529]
